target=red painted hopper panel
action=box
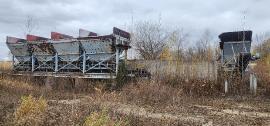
[79,28,97,37]
[6,36,26,43]
[77,35,114,40]
[27,34,48,41]
[51,32,73,40]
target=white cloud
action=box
[0,0,270,59]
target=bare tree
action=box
[23,15,38,35]
[185,47,195,62]
[254,39,270,58]
[9,16,38,61]
[195,29,213,61]
[132,20,169,60]
[169,28,188,61]
[253,32,270,57]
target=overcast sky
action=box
[0,0,270,60]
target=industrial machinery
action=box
[6,27,135,79]
[218,30,252,74]
[217,30,257,93]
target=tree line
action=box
[130,19,270,62]
[130,19,217,62]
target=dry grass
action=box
[84,108,129,126]
[0,61,12,72]
[120,80,181,106]
[101,79,270,125]
[14,95,47,126]
[253,56,270,96]
[0,61,270,126]
[0,77,35,91]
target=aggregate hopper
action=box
[79,35,115,73]
[6,36,31,70]
[50,32,80,71]
[6,36,29,62]
[26,34,55,71]
[5,27,147,79]
[78,27,130,73]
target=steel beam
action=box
[12,55,15,70]
[85,54,116,72]
[31,55,35,72]
[83,51,86,73]
[55,53,58,72]
[116,48,119,74]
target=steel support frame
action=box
[54,53,58,72]
[84,53,117,73]
[32,55,55,72]
[22,48,122,78]
[57,55,81,72]
[29,51,119,75]
[116,48,119,74]
[12,56,32,71]
[82,51,86,73]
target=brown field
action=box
[0,72,270,126]
[0,76,270,126]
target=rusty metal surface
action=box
[28,42,55,54]
[28,41,55,61]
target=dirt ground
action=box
[0,76,270,126]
